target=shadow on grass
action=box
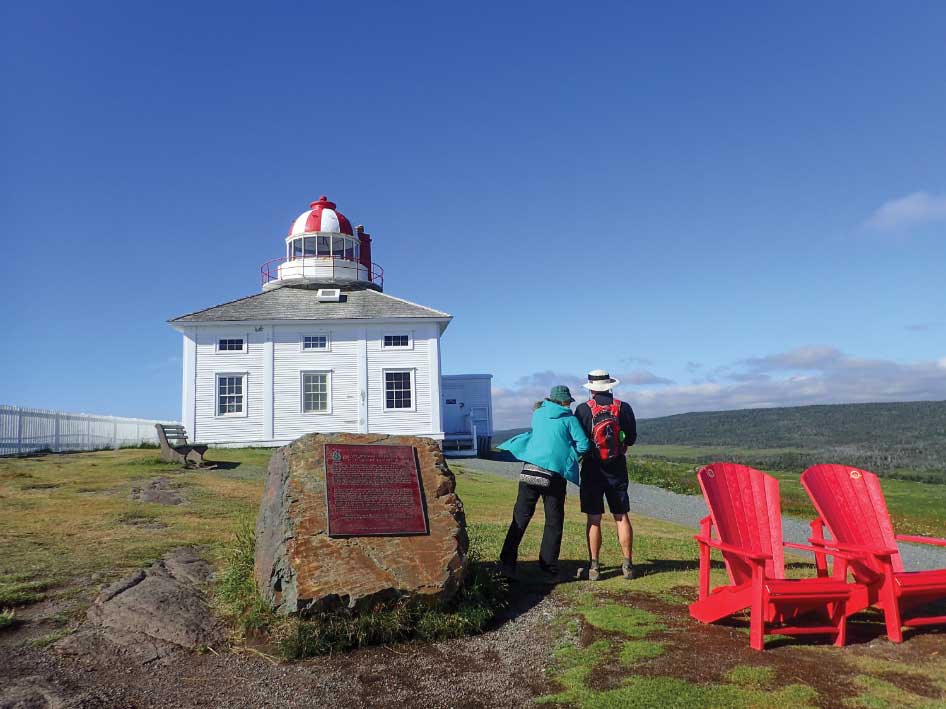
[597,557,724,581]
[484,560,562,626]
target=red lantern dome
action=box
[287,195,354,236]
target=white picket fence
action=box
[0,405,179,456]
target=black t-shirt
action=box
[575,393,638,479]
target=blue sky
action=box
[2,1,945,428]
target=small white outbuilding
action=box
[169,196,492,454]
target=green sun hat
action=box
[549,385,575,404]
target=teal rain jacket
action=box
[497,400,591,485]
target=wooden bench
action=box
[155,424,209,467]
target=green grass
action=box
[725,664,776,689]
[580,603,663,638]
[6,449,946,705]
[619,640,664,665]
[0,576,58,605]
[0,608,14,628]
[28,629,71,648]
[0,448,267,598]
[625,455,946,536]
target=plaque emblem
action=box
[331,449,342,462]
[850,470,862,480]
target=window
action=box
[301,371,331,413]
[382,333,411,349]
[331,235,345,257]
[384,370,414,411]
[302,334,329,351]
[303,237,317,256]
[292,239,303,259]
[216,374,246,416]
[317,235,331,256]
[217,338,245,352]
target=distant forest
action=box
[493,400,946,478]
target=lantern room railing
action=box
[260,255,384,290]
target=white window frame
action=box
[382,368,416,413]
[300,331,332,352]
[300,370,333,415]
[215,372,248,417]
[215,334,248,353]
[381,331,413,350]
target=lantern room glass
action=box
[287,234,361,262]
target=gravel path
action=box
[452,457,946,572]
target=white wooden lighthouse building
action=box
[169,196,492,453]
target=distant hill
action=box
[492,400,946,476]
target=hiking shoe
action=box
[587,562,600,582]
[622,560,636,580]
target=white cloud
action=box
[744,346,842,371]
[623,370,675,386]
[492,349,946,428]
[865,192,946,231]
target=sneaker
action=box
[587,562,600,582]
[622,560,636,580]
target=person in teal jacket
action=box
[497,385,591,580]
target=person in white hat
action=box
[574,369,638,581]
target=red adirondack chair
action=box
[689,462,856,651]
[802,464,946,643]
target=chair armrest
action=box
[806,537,898,556]
[895,534,946,548]
[783,541,859,561]
[694,535,771,561]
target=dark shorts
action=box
[580,459,630,516]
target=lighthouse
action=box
[168,195,492,454]
[261,195,381,291]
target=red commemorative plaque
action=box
[324,444,428,537]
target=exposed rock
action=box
[255,433,468,614]
[0,675,85,709]
[129,477,186,505]
[55,548,223,665]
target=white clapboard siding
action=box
[0,405,174,455]
[273,324,360,439]
[194,327,265,443]
[366,324,436,435]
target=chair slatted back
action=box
[697,462,785,584]
[156,424,188,446]
[801,464,903,574]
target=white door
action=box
[443,385,465,433]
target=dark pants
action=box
[499,475,567,572]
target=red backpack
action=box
[588,399,625,461]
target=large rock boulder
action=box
[254,433,468,614]
[56,547,225,665]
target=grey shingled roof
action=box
[169,286,451,323]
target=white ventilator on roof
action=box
[316,288,341,302]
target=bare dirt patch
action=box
[2,582,563,708]
[129,477,186,505]
[114,513,168,529]
[20,481,63,490]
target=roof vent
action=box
[316,288,342,302]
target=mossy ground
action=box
[3,450,946,706]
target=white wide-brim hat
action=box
[582,369,620,392]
